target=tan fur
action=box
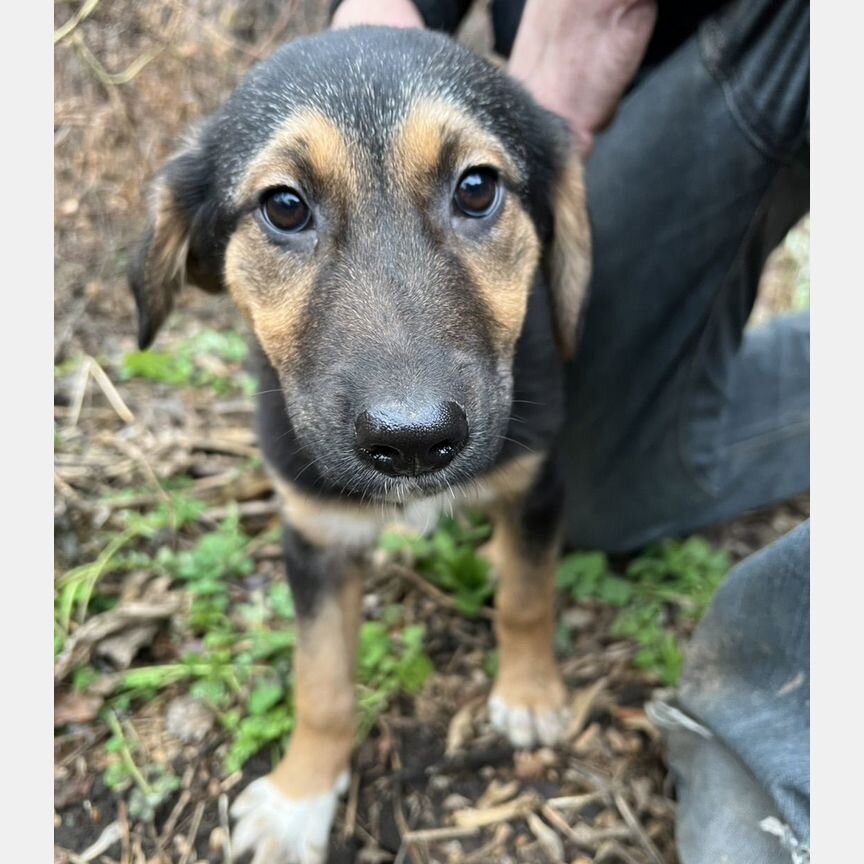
[270,573,363,798]
[394,99,540,350]
[270,453,544,550]
[550,154,592,358]
[475,452,544,503]
[271,473,384,550]
[149,180,190,286]
[394,100,519,200]
[236,109,358,206]
[455,198,540,347]
[134,178,192,332]
[485,503,565,713]
[223,223,318,369]
[224,110,366,369]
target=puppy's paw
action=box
[231,772,349,864]
[489,684,569,749]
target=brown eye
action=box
[260,187,311,233]
[454,168,500,217]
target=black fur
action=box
[129,25,585,565]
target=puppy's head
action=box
[130,27,590,501]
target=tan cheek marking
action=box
[270,572,363,798]
[237,109,358,205]
[223,226,318,369]
[456,202,541,348]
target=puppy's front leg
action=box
[232,524,363,864]
[487,459,569,749]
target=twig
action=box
[157,763,192,850]
[386,563,495,621]
[391,750,426,864]
[613,792,666,864]
[53,0,102,44]
[566,677,607,741]
[219,793,233,864]
[118,800,131,864]
[462,824,512,863]
[86,355,135,424]
[545,792,607,812]
[527,812,564,862]
[68,356,92,428]
[540,803,584,846]
[54,595,184,683]
[204,499,280,522]
[402,826,481,844]
[453,792,540,829]
[343,768,361,840]
[178,801,206,864]
[72,32,163,87]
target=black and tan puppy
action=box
[130,25,590,864]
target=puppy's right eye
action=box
[260,187,312,234]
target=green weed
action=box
[103,709,181,822]
[557,538,729,684]
[54,493,208,652]
[379,516,493,617]
[121,329,254,395]
[62,499,435,784]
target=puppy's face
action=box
[130,27,590,501]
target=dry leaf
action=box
[54,691,103,727]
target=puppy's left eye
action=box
[260,187,312,234]
[454,168,500,218]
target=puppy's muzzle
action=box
[354,401,468,477]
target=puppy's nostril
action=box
[429,440,456,460]
[367,444,401,462]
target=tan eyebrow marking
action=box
[235,108,358,205]
[393,98,521,199]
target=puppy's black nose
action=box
[355,401,468,477]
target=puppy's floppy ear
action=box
[527,111,592,359]
[547,149,591,359]
[129,126,223,349]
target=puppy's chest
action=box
[271,453,542,551]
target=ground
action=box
[54,2,810,862]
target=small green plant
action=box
[121,329,254,394]
[380,516,493,617]
[357,619,434,736]
[557,538,729,685]
[63,498,435,787]
[103,710,181,822]
[54,494,208,652]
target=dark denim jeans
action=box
[650,521,810,864]
[561,0,809,553]
[560,1,811,861]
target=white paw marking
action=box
[488,695,569,749]
[230,772,349,864]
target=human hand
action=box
[508,0,657,157]
[331,0,424,30]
